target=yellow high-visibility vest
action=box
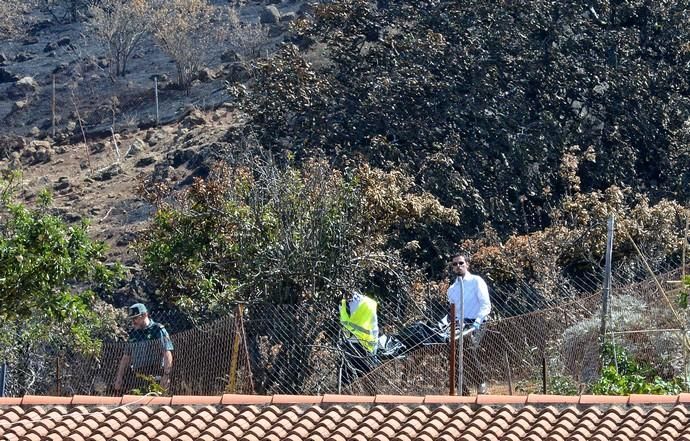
[340,296,378,353]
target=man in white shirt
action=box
[447,253,491,328]
[447,252,491,394]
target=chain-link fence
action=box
[2,255,689,397]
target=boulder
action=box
[24,140,54,164]
[44,41,59,52]
[14,52,35,62]
[223,62,250,83]
[197,67,215,82]
[268,23,288,37]
[281,12,297,22]
[7,77,39,100]
[12,100,28,112]
[0,68,19,83]
[221,50,241,63]
[181,109,208,128]
[93,164,123,181]
[54,177,70,191]
[260,5,281,24]
[126,138,147,157]
[135,156,156,168]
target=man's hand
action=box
[160,373,171,390]
[472,321,481,331]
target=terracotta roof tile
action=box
[415,433,436,441]
[286,425,311,438]
[70,395,122,406]
[373,394,423,404]
[677,393,690,404]
[170,395,221,406]
[422,394,475,404]
[20,396,72,406]
[4,394,690,441]
[526,394,579,404]
[270,394,322,405]
[629,394,678,405]
[121,395,172,406]
[220,394,270,405]
[476,394,527,405]
[321,393,374,404]
[152,433,173,441]
[579,394,628,405]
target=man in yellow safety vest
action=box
[339,289,379,386]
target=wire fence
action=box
[2,255,689,397]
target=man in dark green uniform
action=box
[113,303,174,394]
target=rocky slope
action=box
[0,0,311,293]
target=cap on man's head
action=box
[128,303,148,318]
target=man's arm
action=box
[158,326,174,390]
[475,278,491,325]
[160,350,173,390]
[114,353,131,393]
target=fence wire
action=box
[2,256,689,397]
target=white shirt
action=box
[447,272,491,324]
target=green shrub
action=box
[590,343,684,395]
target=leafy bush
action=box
[0,176,122,330]
[561,295,683,384]
[590,343,684,395]
[137,155,457,315]
[0,173,124,394]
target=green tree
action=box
[0,175,122,348]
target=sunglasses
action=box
[452,261,466,266]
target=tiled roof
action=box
[2,394,690,441]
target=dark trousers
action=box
[341,340,378,387]
[460,319,486,395]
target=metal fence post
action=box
[599,215,615,341]
[0,361,6,397]
[449,304,455,395]
[504,351,513,395]
[154,77,160,126]
[458,279,465,395]
[56,355,61,396]
[227,303,244,393]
